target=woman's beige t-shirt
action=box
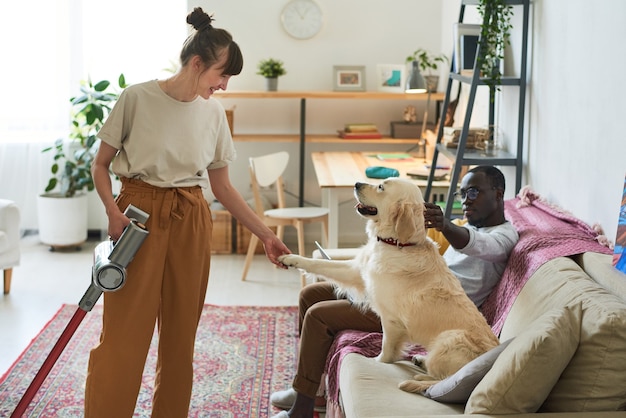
[97,80,236,189]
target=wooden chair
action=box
[241,151,329,286]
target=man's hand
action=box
[424,202,445,231]
[424,202,470,249]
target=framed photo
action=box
[453,23,481,73]
[333,65,366,91]
[376,64,406,93]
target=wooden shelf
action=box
[215,90,445,101]
[232,134,420,144]
[217,90,443,206]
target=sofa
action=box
[322,190,626,417]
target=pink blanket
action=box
[322,188,612,417]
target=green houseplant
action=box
[43,74,127,197]
[405,49,449,93]
[256,58,287,91]
[38,74,127,248]
[477,0,513,91]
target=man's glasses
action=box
[454,187,481,201]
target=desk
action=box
[311,151,451,247]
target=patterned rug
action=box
[0,304,298,417]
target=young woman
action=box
[86,8,290,417]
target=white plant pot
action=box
[265,77,278,91]
[37,193,88,248]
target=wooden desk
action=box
[311,151,451,247]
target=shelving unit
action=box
[424,0,530,218]
[215,90,444,205]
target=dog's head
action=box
[354,178,426,245]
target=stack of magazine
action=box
[338,123,382,139]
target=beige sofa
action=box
[325,192,626,417]
[338,252,626,417]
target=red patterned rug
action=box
[0,304,298,417]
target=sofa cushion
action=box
[574,252,626,304]
[424,338,513,403]
[499,257,626,412]
[466,303,582,414]
[339,354,465,417]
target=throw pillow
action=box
[465,303,582,414]
[424,338,513,403]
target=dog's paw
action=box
[398,378,439,394]
[411,374,433,382]
[278,254,305,268]
[412,354,427,368]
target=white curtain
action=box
[0,0,186,230]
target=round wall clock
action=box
[280,0,323,40]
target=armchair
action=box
[0,199,21,294]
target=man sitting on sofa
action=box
[270,166,520,418]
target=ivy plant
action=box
[477,0,513,91]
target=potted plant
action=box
[405,49,449,93]
[38,74,127,248]
[256,58,287,91]
[477,0,513,91]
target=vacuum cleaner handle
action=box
[79,204,150,311]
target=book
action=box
[344,123,379,133]
[338,130,382,139]
[407,165,449,180]
[375,152,413,161]
[613,173,626,273]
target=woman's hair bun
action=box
[187,7,213,31]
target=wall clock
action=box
[280,0,323,40]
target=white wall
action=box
[206,0,626,245]
[196,0,448,245]
[524,0,626,242]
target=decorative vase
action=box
[265,77,278,91]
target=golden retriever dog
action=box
[278,177,499,393]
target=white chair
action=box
[241,151,329,287]
[0,199,21,294]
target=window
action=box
[0,0,186,144]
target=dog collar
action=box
[377,237,416,248]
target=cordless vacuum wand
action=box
[11,205,149,418]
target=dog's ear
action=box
[393,200,425,243]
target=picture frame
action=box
[376,64,406,93]
[333,65,366,91]
[453,23,481,73]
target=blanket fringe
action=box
[516,186,611,249]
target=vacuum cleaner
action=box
[11,204,150,418]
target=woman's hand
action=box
[107,210,130,242]
[263,236,292,269]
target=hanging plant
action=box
[477,0,513,90]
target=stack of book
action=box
[338,123,382,139]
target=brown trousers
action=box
[84,178,212,418]
[293,282,382,398]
